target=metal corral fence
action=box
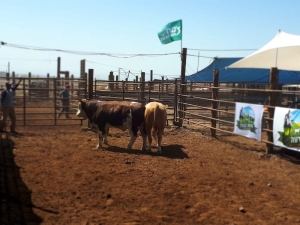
[175,68,300,154]
[1,68,299,154]
[86,69,299,155]
[0,76,87,127]
[94,79,176,125]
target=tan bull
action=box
[144,101,168,154]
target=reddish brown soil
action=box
[1,123,300,225]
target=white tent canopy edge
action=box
[228,30,300,71]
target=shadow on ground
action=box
[217,134,300,165]
[0,134,44,224]
[216,135,265,153]
[104,144,188,159]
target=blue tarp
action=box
[186,57,300,84]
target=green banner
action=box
[157,20,182,45]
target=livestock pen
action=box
[0,75,87,127]
[1,68,299,154]
[2,69,300,224]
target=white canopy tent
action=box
[229,30,300,71]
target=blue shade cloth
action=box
[186,57,300,84]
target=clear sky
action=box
[1,0,299,81]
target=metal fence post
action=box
[148,81,151,103]
[54,79,57,125]
[174,79,178,122]
[23,80,26,126]
[88,69,94,100]
[122,81,125,100]
[211,69,219,137]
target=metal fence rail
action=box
[2,69,300,154]
[0,77,87,126]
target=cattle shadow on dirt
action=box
[0,136,57,224]
[104,144,188,159]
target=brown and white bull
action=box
[144,101,168,154]
[76,99,147,150]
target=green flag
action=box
[158,20,182,45]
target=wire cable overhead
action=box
[0,41,179,58]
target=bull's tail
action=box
[151,104,160,141]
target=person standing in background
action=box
[0,78,23,133]
[58,83,71,119]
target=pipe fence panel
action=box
[175,81,300,153]
[0,76,87,126]
[2,73,300,153]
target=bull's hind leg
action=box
[139,125,147,151]
[97,125,106,149]
[127,129,137,150]
[147,128,153,152]
[103,126,109,145]
[156,130,163,154]
[97,131,104,149]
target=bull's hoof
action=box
[157,147,162,155]
[173,121,182,127]
[141,146,147,151]
[96,144,103,150]
[103,140,108,145]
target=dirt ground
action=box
[1,123,300,225]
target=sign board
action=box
[233,102,264,141]
[273,107,300,151]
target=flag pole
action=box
[181,20,183,54]
[180,20,182,62]
[181,40,182,53]
[180,19,183,62]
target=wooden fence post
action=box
[57,57,60,79]
[158,83,161,100]
[28,72,31,101]
[174,79,178,122]
[94,77,97,99]
[84,72,87,99]
[140,72,145,102]
[109,71,114,90]
[54,79,57,125]
[122,81,125,100]
[211,69,219,137]
[12,71,15,84]
[88,69,94,100]
[166,79,169,93]
[135,75,138,91]
[116,75,119,90]
[150,70,153,90]
[23,80,26,126]
[266,67,279,154]
[47,73,50,98]
[148,81,151,103]
[179,48,187,126]
[70,74,74,96]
